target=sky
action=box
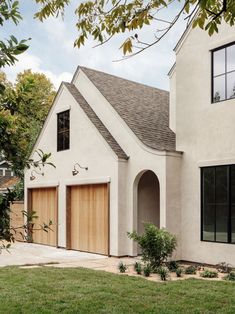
[2,0,187,91]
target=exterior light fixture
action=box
[72,163,88,176]
[30,170,44,181]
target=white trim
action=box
[198,158,235,168]
[27,181,59,189]
[28,83,65,160]
[55,105,71,114]
[65,176,111,186]
[209,36,235,51]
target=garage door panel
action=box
[70,183,108,255]
[30,188,57,246]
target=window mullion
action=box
[214,167,216,242]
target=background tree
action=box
[0,70,55,173]
[0,1,55,248]
[34,0,235,58]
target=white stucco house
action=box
[25,20,235,265]
[24,66,182,258]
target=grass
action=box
[0,267,235,313]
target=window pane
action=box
[231,166,235,242]
[213,49,225,76]
[0,169,3,175]
[215,166,229,242]
[227,71,235,99]
[5,170,11,177]
[202,168,215,241]
[213,75,225,102]
[57,110,70,151]
[227,45,235,72]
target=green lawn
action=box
[0,267,235,314]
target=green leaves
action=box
[33,0,235,57]
[120,38,133,55]
[0,36,30,68]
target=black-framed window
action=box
[201,165,235,244]
[212,42,235,103]
[57,110,70,151]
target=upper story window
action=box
[57,110,70,151]
[212,42,235,103]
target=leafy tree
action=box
[34,0,235,57]
[0,1,55,249]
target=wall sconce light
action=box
[72,163,88,176]
[30,170,44,181]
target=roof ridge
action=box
[80,66,169,94]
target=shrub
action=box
[224,272,235,281]
[134,261,142,275]
[118,261,127,273]
[128,223,177,270]
[185,265,197,275]
[157,267,169,281]
[176,267,183,277]
[216,262,232,274]
[143,264,151,277]
[166,260,179,272]
[200,269,218,278]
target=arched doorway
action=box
[137,170,160,236]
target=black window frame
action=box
[57,110,70,152]
[211,41,235,103]
[201,165,235,244]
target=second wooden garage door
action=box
[30,187,57,246]
[69,184,109,255]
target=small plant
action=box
[224,272,235,281]
[176,267,183,277]
[143,264,151,277]
[216,262,232,274]
[200,269,218,278]
[185,265,197,275]
[128,223,177,269]
[118,261,127,273]
[157,267,169,281]
[166,260,179,272]
[134,261,142,275]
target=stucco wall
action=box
[173,22,235,265]
[25,85,120,254]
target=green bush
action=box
[143,264,151,277]
[118,261,127,273]
[128,223,177,269]
[185,266,197,275]
[157,267,169,281]
[176,267,183,277]
[200,269,218,278]
[166,260,179,272]
[134,261,142,275]
[224,272,235,281]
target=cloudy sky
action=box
[2,0,187,90]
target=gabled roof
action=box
[64,83,129,160]
[79,67,175,151]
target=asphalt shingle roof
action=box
[64,82,129,160]
[80,67,176,151]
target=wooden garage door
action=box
[30,187,57,246]
[69,184,109,255]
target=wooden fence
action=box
[10,201,25,242]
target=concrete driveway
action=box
[0,242,107,267]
